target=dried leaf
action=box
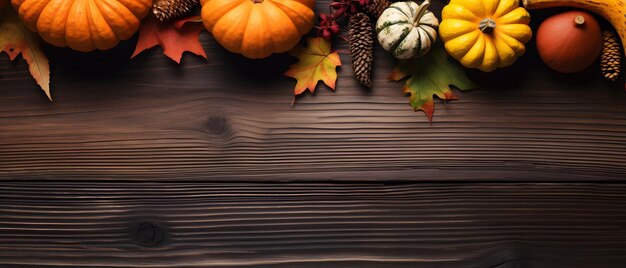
[284,37,342,96]
[0,7,51,101]
[389,43,475,123]
[132,16,206,63]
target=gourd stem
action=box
[251,0,263,3]
[413,0,431,25]
[574,15,585,25]
[479,18,496,33]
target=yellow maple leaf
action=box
[284,37,341,96]
[0,7,51,101]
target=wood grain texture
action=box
[1,182,626,267]
[1,1,626,181]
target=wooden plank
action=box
[0,182,625,267]
[1,1,626,181]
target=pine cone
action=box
[364,0,391,19]
[349,13,374,88]
[152,0,199,22]
[601,30,622,82]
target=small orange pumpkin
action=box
[201,0,315,59]
[12,0,152,52]
[536,10,602,73]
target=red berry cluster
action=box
[317,0,370,40]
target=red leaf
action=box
[131,16,206,64]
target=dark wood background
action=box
[1,0,626,267]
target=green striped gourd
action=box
[376,1,439,59]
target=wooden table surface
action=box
[2,1,626,267]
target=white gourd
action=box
[376,1,439,59]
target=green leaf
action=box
[389,43,476,123]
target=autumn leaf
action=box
[284,37,342,96]
[389,43,475,123]
[0,7,51,101]
[132,16,206,63]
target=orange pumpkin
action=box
[12,0,152,52]
[536,10,602,73]
[201,0,315,59]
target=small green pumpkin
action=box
[376,1,439,59]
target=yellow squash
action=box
[439,0,532,72]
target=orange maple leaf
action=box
[131,16,207,64]
[0,7,51,101]
[284,37,341,96]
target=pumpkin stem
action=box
[413,0,431,25]
[479,18,496,33]
[251,0,263,3]
[574,15,586,26]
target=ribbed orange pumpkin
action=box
[12,0,152,52]
[201,0,315,59]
